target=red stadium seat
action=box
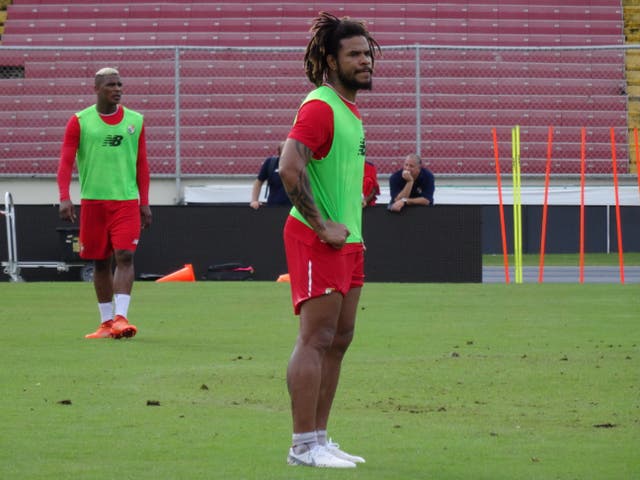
[0,0,628,175]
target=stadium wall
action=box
[482,204,640,254]
[0,204,482,282]
[2,203,640,283]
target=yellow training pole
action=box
[512,125,523,284]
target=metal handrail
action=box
[1,192,22,281]
[1,192,87,282]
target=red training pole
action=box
[610,128,625,284]
[579,127,586,284]
[492,128,510,284]
[538,126,553,283]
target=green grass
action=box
[483,252,640,267]
[1,282,638,479]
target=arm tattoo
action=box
[285,143,325,231]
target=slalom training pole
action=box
[538,125,553,283]
[512,125,523,284]
[610,127,625,284]
[516,126,522,283]
[492,127,510,284]
[579,127,586,284]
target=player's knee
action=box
[93,258,111,273]
[114,249,134,265]
[331,329,354,355]
[300,323,337,352]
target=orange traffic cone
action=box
[276,273,290,283]
[156,264,196,283]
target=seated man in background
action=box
[388,153,434,212]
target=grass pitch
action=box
[1,281,638,479]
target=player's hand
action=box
[59,200,76,223]
[317,220,349,250]
[140,205,152,229]
[249,200,261,210]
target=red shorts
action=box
[283,216,364,315]
[79,199,141,260]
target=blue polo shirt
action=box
[257,156,291,206]
[389,167,435,205]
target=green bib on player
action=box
[75,105,143,200]
[291,86,366,244]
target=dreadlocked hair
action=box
[304,11,381,87]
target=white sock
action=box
[292,431,317,454]
[98,302,113,323]
[316,429,328,446]
[114,294,131,318]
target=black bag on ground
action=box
[206,263,254,280]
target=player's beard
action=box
[337,64,373,91]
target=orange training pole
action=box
[538,126,553,283]
[492,128,510,284]
[579,127,586,284]
[610,128,625,284]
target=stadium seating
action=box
[0,0,628,175]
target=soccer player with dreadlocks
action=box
[278,12,381,468]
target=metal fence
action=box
[0,44,634,179]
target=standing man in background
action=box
[249,141,291,208]
[57,67,152,339]
[278,12,381,469]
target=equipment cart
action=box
[1,192,93,282]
